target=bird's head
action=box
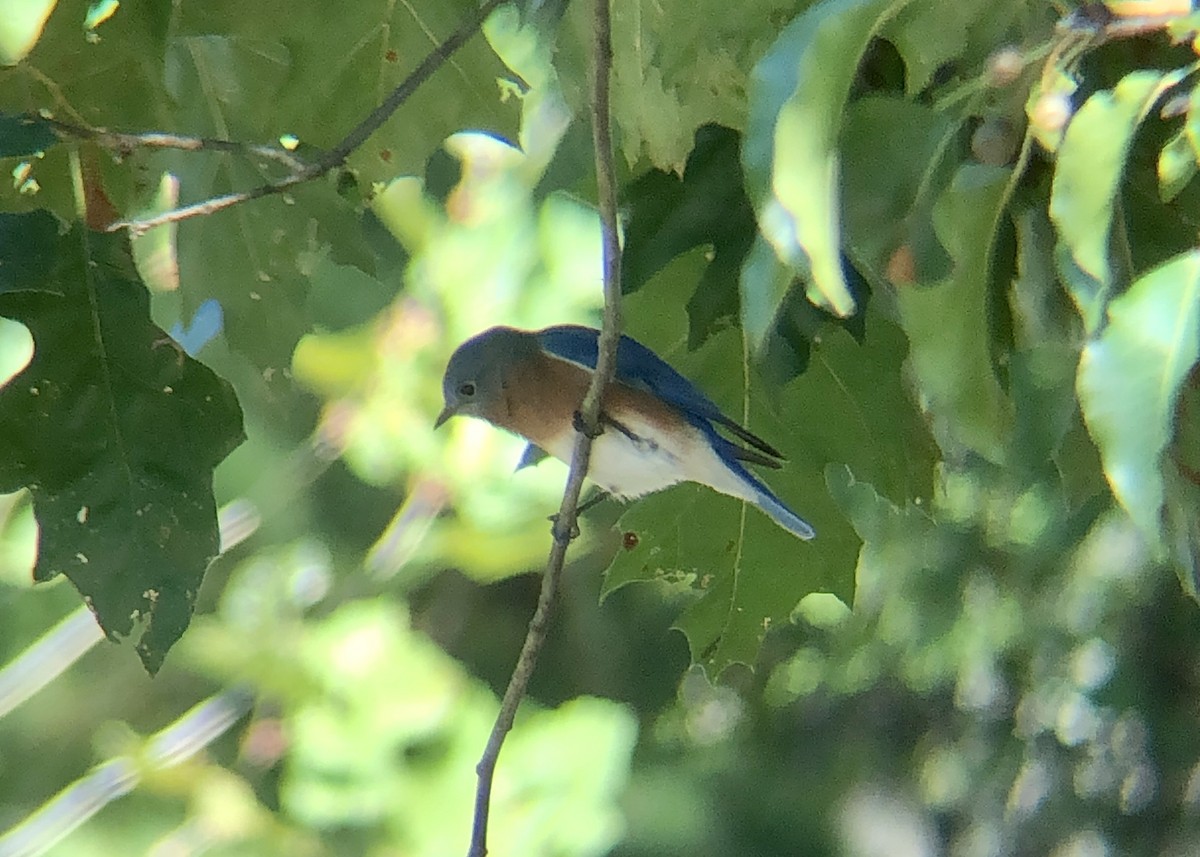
[435,326,537,428]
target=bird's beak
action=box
[433,404,455,429]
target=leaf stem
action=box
[465,0,621,853]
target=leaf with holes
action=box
[0,211,245,673]
[603,243,932,676]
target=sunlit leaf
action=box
[129,172,180,293]
[744,0,908,322]
[0,0,58,65]
[1158,129,1197,203]
[1077,250,1200,550]
[83,0,120,32]
[1050,69,1184,328]
[882,0,994,94]
[278,600,636,855]
[739,233,799,356]
[557,0,798,171]
[1186,84,1200,160]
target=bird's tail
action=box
[750,486,816,540]
[706,439,816,540]
[694,435,817,540]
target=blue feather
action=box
[536,325,781,456]
[536,325,814,540]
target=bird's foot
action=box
[547,491,608,542]
[572,410,604,439]
[548,512,581,543]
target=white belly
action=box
[540,415,752,502]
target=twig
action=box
[42,117,309,172]
[465,0,621,854]
[318,0,507,168]
[106,0,508,235]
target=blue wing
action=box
[536,325,782,459]
[515,443,549,471]
[537,325,814,539]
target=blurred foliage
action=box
[3,0,1200,856]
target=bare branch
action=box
[466,0,621,853]
[320,0,509,168]
[107,171,317,236]
[106,0,508,234]
[43,117,309,172]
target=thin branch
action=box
[466,0,621,853]
[111,176,315,236]
[43,117,309,172]
[319,0,507,168]
[106,0,508,235]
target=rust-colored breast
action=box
[479,351,692,451]
[480,352,590,449]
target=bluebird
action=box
[434,325,815,540]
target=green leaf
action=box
[0,211,245,673]
[824,462,933,611]
[163,34,293,126]
[840,95,956,282]
[881,0,989,94]
[1053,241,1107,341]
[0,112,58,156]
[1077,250,1200,550]
[739,233,799,354]
[129,172,181,294]
[1165,466,1200,600]
[163,1,520,179]
[3,1,517,182]
[1050,69,1184,323]
[1158,129,1197,203]
[0,5,169,132]
[1009,209,1085,479]
[557,0,799,171]
[0,1,516,373]
[896,164,1013,461]
[273,600,636,854]
[604,246,933,675]
[0,0,57,65]
[1166,365,1200,598]
[621,124,756,348]
[160,164,367,371]
[743,0,908,321]
[304,246,398,331]
[1185,84,1200,162]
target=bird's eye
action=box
[458,382,476,397]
